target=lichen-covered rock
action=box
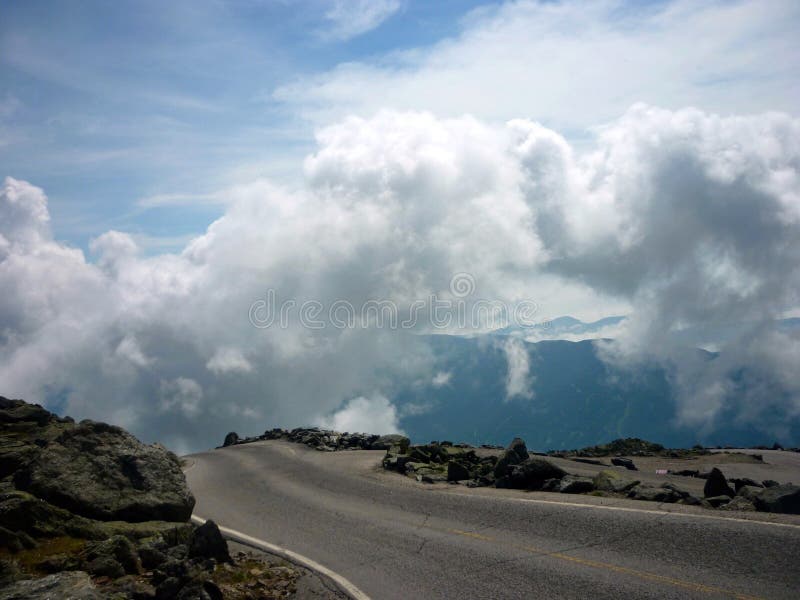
[722,496,756,512]
[558,476,595,494]
[593,470,640,493]
[0,571,103,600]
[84,535,141,575]
[628,485,682,503]
[16,420,195,522]
[370,434,410,452]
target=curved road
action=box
[185,441,800,599]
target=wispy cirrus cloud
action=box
[277,0,800,130]
[321,0,403,41]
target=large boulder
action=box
[703,468,735,498]
[15,420,195,522]
[493,438,530,478]
[593,470,639,493]
[188,520,231,563]
[752,484,800,514]
[501,458,566,490]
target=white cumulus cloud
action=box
[1,103,799,450]
[317,395,404,435]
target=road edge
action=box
[190,515,370,600]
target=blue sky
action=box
[3,0,797,254]
[1,0,490,251]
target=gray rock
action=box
[703,468,734,498]
[447,461,471,482]
[155,576,184,599]
[86,555,125,578]
[501,458,566,490]
[593,470,640,493]
[730,477,762,492]
[705,495,732,508]
[0,525,36,552]
[0,571,103,600]
[370,434,410,452]
[753,483,800,514]
[628,485,682,503]
[762,479,780,488]
[17,420,195,522]
[176,580,224,600]
[493,438,529,478]
[84,534,140,575]
[416,472,448,484]
[737,485,764,501]
[558,476,595,494]
[678,495,704,506]
[103,575,156,600]
[722,496,756,512]
[188,520,231,563]
[611,457,637,471]
[659,482,691,499]
[0,490,95,539]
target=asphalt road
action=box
[185,441,800,599]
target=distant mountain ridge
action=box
[393,335,800,450]
[494,315,800,344]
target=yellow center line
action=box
[435,527,763,600]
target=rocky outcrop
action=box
[16,420,194,522]
[1,397,195,523]
[1,397,310,599]
[226,425,409,454]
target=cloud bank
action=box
[1,103,799,451]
